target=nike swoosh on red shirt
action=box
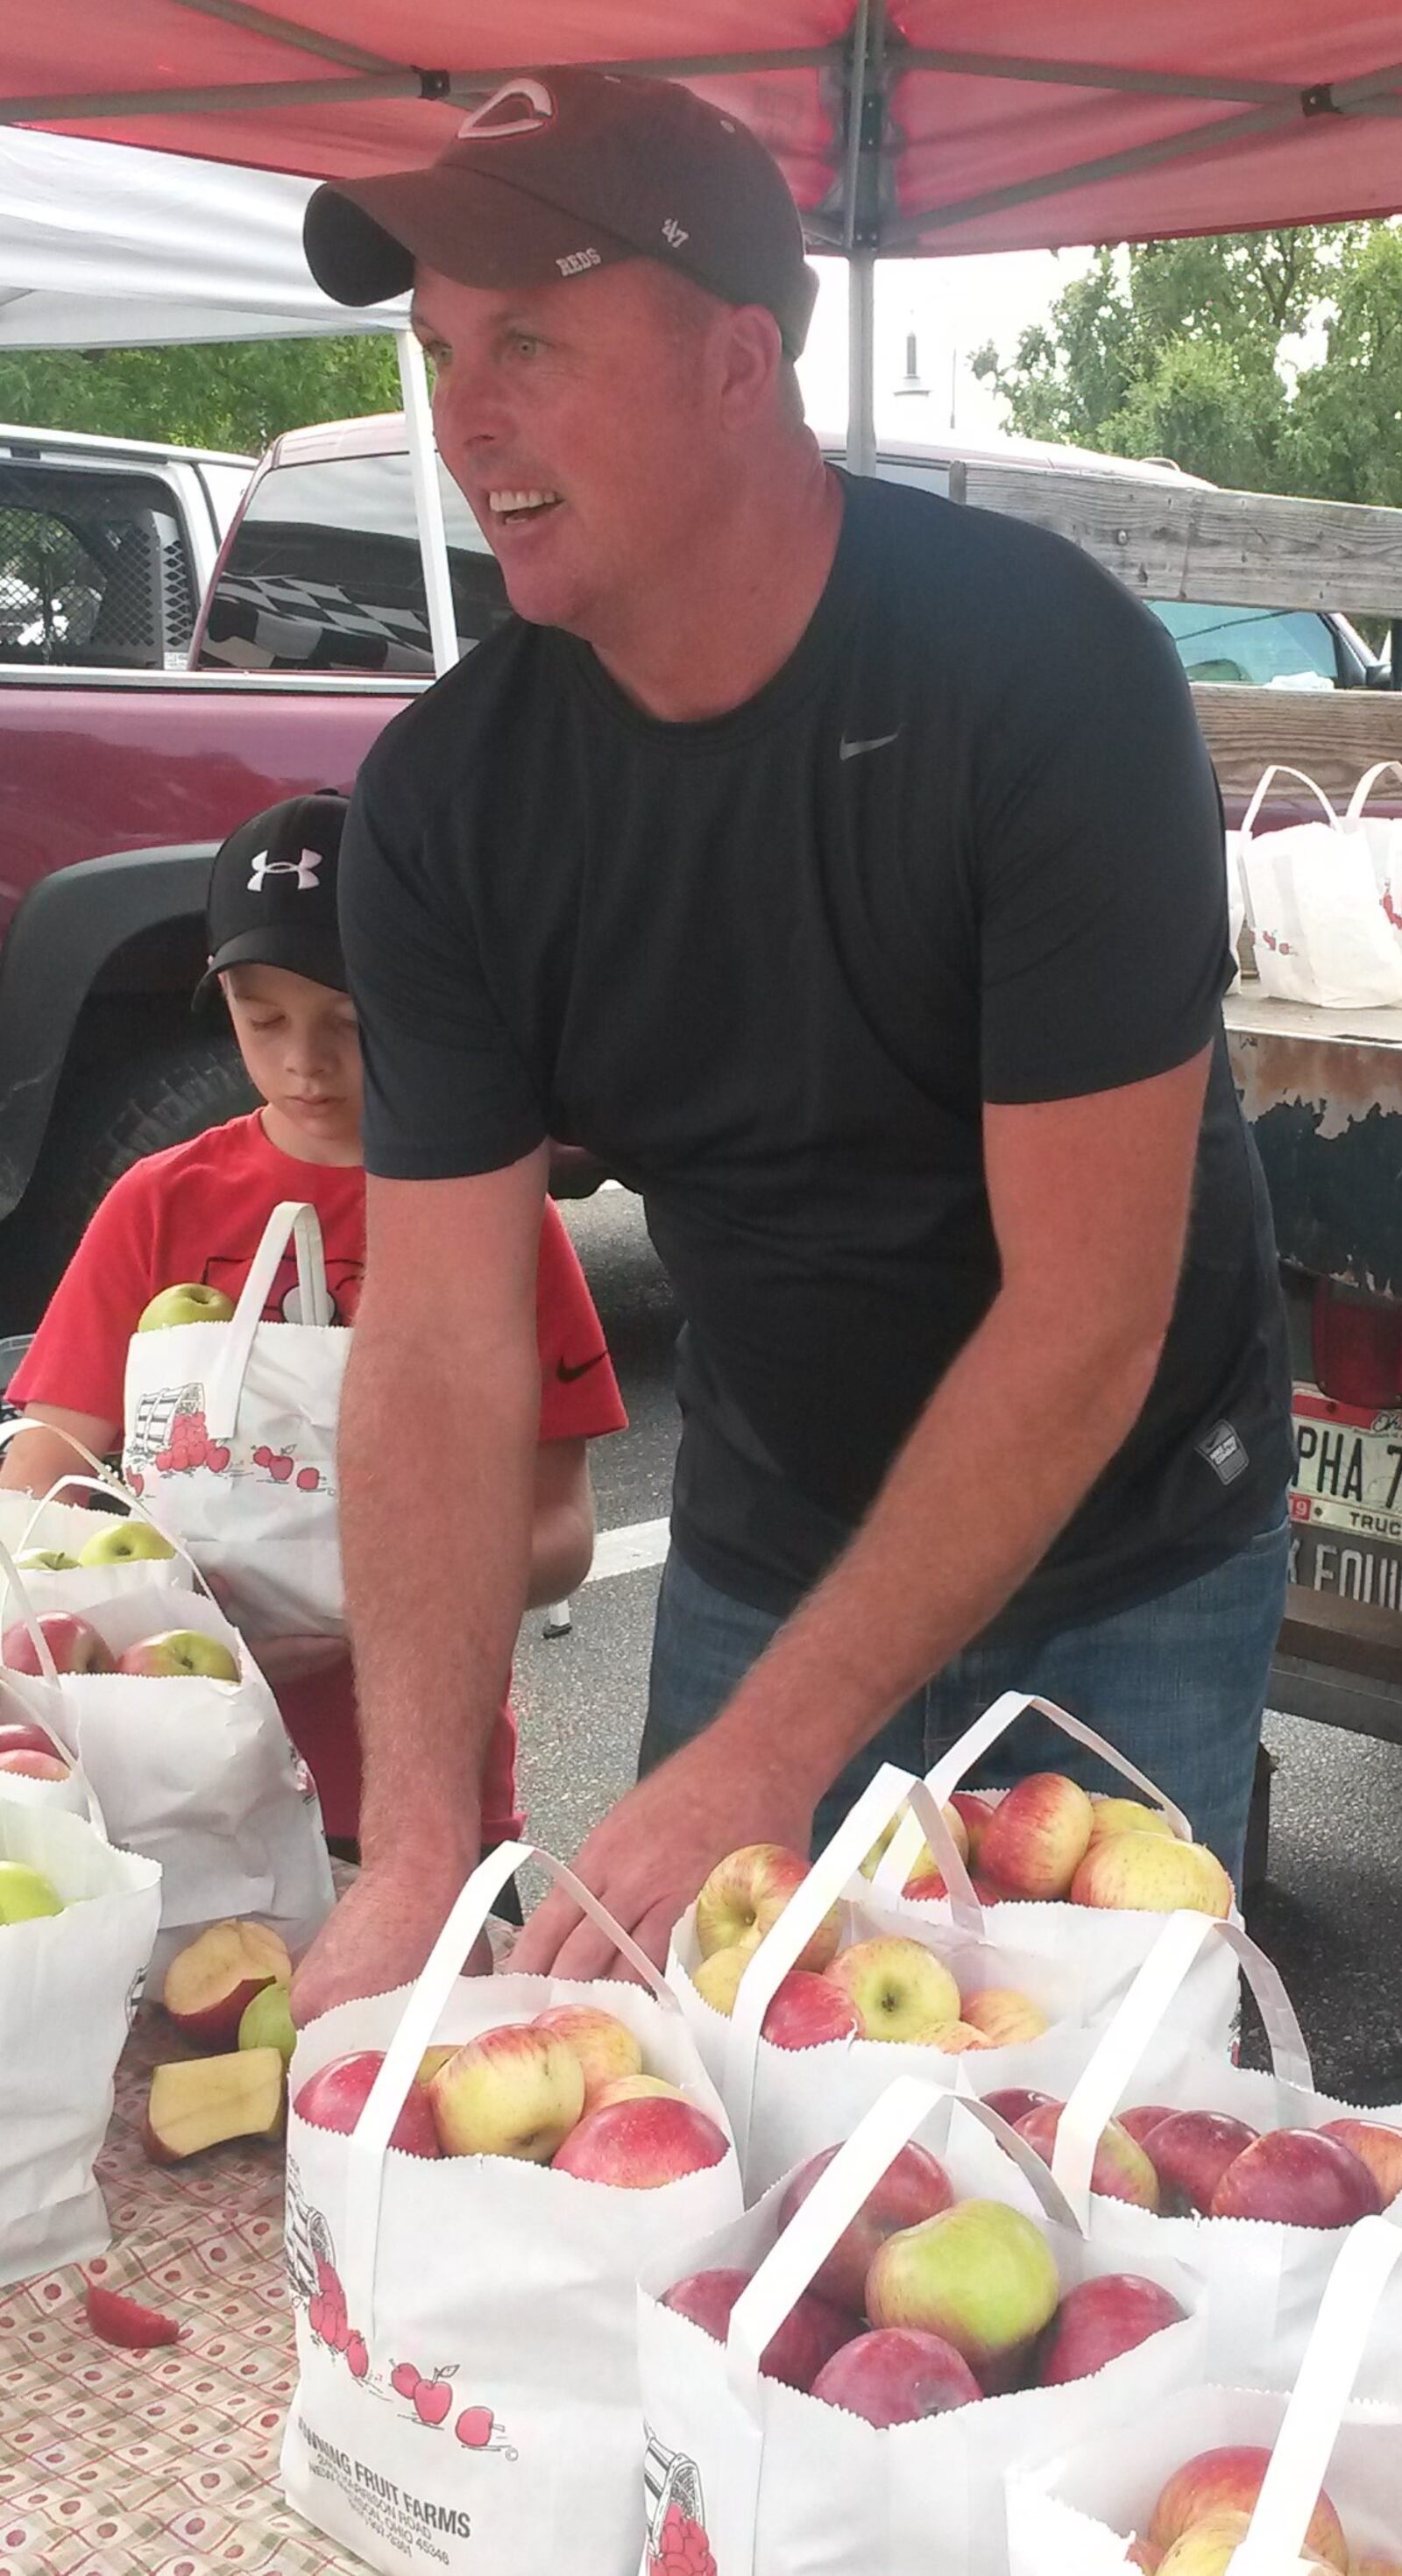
[556,1351,607,1384]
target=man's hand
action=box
[290,1856,490,2027]
[509,1726,815,1981]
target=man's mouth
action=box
[487,487,563,526]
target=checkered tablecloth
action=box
[0,2009,363,2576]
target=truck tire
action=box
[0,1031,255,1333]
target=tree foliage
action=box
[972,223,1402,509]
[0,335,401,456]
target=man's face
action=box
[412,262,720,638]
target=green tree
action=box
[0,334,402,456]
[972,223,1402,508]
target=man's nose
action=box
[433,357,511,449]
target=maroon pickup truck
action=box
[0,410,1389,1327]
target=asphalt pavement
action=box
[515,1186,1402,2109]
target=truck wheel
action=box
[0,1033,255,1332]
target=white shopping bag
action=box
[280,1842,744,2576]
[123,1200,349,1637]
[1223,821,1248,993]
[0,1536,332,1965]
[669,1762,1085,2197]
[1236,761,1402,1007]
[1007,2215,1402,2576]
[0,1422,197,1615]
[636,2078,1204,2576]
[871,1693,1243,2042]
[1029,1909,1402,2388]
[0,1798,160,2284]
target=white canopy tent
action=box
[0,125,460,669]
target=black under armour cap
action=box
[304,67,818,359]
[195,793,349,1006]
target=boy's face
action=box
[220,962,363,1164]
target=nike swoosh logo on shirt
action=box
[839,730,901,761]
[556,1351,607,1384]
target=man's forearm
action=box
[340,1313,539,1876]
[705,1289,1167,1805]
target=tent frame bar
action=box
[169,0,403,76]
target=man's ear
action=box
[716,303,785,431]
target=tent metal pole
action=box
[846,249,876,477]
[395,327,458,680]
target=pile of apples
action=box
[144,1918,298,2162]
[296,2002,732,2191]
[881,1776,1234,1917]
[989,2086,1402,2227]
[3,1598,239,1685]
[690,1842,1050,2051]
[663,2136,1187,2426]
[1122,2445,1398,2574]
[0,1714,77,1788]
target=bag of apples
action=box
[0,1422,198,1610]
[1006,2212,1402,2576]
[0,1534,333,1965]
[636,2074,1204,2576]
[0,1794,160,2284]
[1009,1908,1402,2389]
[669,1762,1087,2197]
[870,1692,1243,2042]
[280,1840,743,2576]
[122,1199,350,1638]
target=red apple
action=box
[761,1971,862,2050]
[778,2139,955,2311]
[0,1747,69,1780]
[1140,2111,1260,2216]
[979,1773,1095,1901]
[1208,2127,1380,2228]
[294,2051,443,2158]
[551,2094,729,2190]
[950,1792,995,1867]
[1319,2118,1402,2210]
[428,2025,584,2161]
[116,1629,240,1682]
[810,2325,982,2424]
[960,1987,1049,2046]
[1149,2447,1348,2567]
[1071,1834,1233,1918]
[662,2268,854,2392]
[1037,2273,1186,2386]
[694,1843,839,1973]
[531,2004,642,2107]
[0,1719,66,1761]
[981,2088,1055,2130]
[1119,2105,1176,2148]
[162,1918,292,2049]
[2,1611,112,1677]
[1016,2102,1159,2208]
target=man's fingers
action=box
[620,1900,678,1976]
[509,1884,584,1978]
[547,1913,620,1983]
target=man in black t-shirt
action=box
[293,69,1292,2013]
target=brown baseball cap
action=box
[304,67,818,357]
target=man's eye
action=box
[511,334,542,360]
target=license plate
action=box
[1290,1385,1402,1608]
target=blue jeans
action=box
[641,1520,1291,1892]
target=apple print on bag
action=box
[644,2433,715,2576]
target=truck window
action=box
[1147,599,1343,690]
[0,465,197,669]
[197,449,509,674]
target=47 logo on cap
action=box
[247,847,323,895]
[456,78,556,142]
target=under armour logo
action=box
[247,847,323,895]
[457,78,555,142]
[662,216,690,249]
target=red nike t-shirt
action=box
[10,1112,626,1840]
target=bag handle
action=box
[1047,1913,1313,2229]
[1344,761,1402,827]
[719,1764,980,2166]
[1239,764,1339,839]
[875,1692,1191,1903]
[724,2077,1080,2411]
[1232,2216,1402,2576]
[203,1200,332,1440]
[337,1839,686,2342]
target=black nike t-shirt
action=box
[341,471,1292,1632]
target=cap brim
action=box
[305,166,639,307]
[195,926,347,1007]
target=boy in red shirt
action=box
[2,793,625,1865]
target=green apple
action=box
[137,1283,236,1333]
[77,1522,176,1568]
[15,1548,79,1572]
[237,1981,296,2066]
[117,1630,240,1682]
[865,2197,1060,2388]
[0,1859,64,1923]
